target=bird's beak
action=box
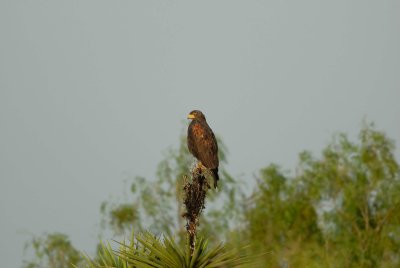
[187,114,195,119]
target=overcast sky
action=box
[1,1,399,267]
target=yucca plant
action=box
[80,141,259,267]
[81,231,253,268]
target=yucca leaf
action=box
[164,238,184,264]
[81,231,255,268]
[134,234,177,267]
[116,252,162,268]
[197,242,224,265]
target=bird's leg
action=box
[196,161,203,173]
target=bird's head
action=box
[187,110,206,121]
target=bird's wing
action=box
[189,122,218,169]
[187,122,199,159]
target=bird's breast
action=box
[192,123,206,139]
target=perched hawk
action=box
[187,110,219,188]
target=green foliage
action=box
[109,204,139,234]
[23,233,83,268]
[246,164,322,267]
[101,134,244,242]
[246,123,400,267]
[23,122,400,267]
[82,231,253,268]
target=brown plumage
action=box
[187,110,219,188]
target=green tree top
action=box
[246,123,400,267]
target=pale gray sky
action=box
[1,1,399,267]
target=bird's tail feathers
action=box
[212,168,219,189]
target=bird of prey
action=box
[187,110,219,188]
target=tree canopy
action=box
[246,123,400,267]
[24,123,400,267]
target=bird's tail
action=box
[211,168,219,189]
